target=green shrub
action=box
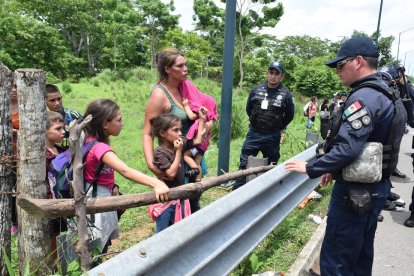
[45,71,61,84]
[131,67,155,82]
[61,81,73,95]
[92,79,100,87]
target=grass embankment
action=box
[13,68,332,274]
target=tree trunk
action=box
[16,69,51,274]
[69,115,93,270]
[85,33,96,76]
[0,63,13,276]
[18,164,276,218]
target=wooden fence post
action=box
[0,63,14,275]
[69,116,93,270]
[16,69,51,274]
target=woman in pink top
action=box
[306,96,318,129]
[83,99,169,252]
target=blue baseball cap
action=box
[268,60,285,73]
[326,36,379,68]
[379,66,399,80]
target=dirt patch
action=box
[107,222,154,257]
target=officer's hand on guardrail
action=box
[285,160,307,173]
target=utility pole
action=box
[217,1,237,175]
[375,0,383,43]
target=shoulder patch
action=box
[346,108,368,122]
[344,100,364,118]
[361,115,371,125]
[351,119,362,130]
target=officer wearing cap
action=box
[233,61,294,190]
[285,36,406,275]
[379,66,409,179]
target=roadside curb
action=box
[286,216,327,276]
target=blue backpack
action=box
[48,141,101,199]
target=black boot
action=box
[404,213,414,227]
[387,191,400,201]
[392,168,406,178]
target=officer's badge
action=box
[276,95,283,100]
[351,120,363,130]
[361,115,371,125]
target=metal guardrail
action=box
[88,145,319,276]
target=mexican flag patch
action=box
[344,100,363,117]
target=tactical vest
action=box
[249,85,288,134]
[319,81,407,179]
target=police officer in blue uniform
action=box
[233,61,294,190]
[285,36,406,275]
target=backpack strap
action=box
[91,163,104,198]
[82,140,102,196]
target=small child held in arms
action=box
[182,100,214,182]
[180,81,217,182]
[45,111,66,265]
[149,112,206,233]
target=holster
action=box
[346,186,371,215]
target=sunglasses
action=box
[336,57,355,69]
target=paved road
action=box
[373,132,414,276]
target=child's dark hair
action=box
[46,111,63,129]
[46,84,60,94]
[150,114,181,143]
[84,99,120,144]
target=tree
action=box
[275,35,332,60]
[193,0,225,79]
[17,0,147,77]
[159,28,211,78]
[134,0,179,69]
[0,2,77,79]
[293,56,343,98]
[221,0,284,88]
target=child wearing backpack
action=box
[82,99,169,252]
[45,111,66,266]
[148,112,206,233]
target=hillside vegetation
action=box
[56,67,331,274]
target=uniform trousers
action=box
[233,129,281,190]
[320,180,390,276]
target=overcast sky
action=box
[166,0,414,74]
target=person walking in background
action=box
[285,36,405,275]
[319,97,330,139]
[233,60,294,190]
[306,96,318,129]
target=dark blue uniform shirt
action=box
[306,73,393,184]
[246,82,295,130]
